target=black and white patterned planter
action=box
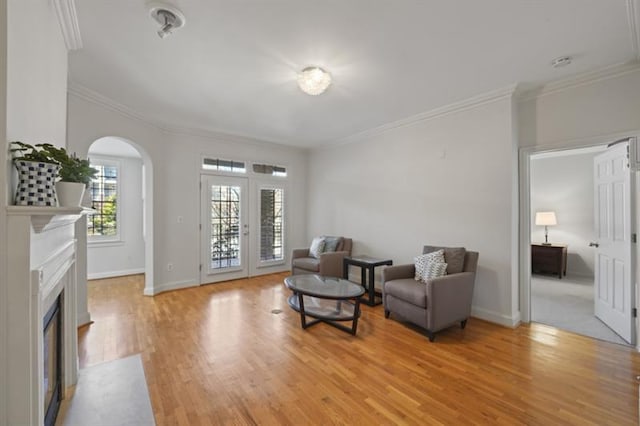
[14,161,60,206]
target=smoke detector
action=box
[148,1,186,39]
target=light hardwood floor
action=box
[81,273,640,425]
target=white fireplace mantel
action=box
[7,206,92,233]
[3,206,89,426]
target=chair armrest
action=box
[425,272,475,331]
[292,248,310,259]
[382,264,415,283]
[318,250,348,278]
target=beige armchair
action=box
[291,237,352,278]
[382,245,478,342]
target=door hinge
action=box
[633,308,637,318]
[199,224,202,231]
[632,233,637,243]
[199,264,202,271]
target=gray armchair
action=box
[291,237,352,278]
[382,245,478,342]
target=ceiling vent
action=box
[148,1,186,39]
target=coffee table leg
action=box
[351,298,361,335]
[298,293,308,329]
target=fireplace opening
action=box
[43,294,62,426]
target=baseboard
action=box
[471,306,521,328]
[77,311,92,327]
[143,279,197,296]
[88,268,145,280]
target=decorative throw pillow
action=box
[423,245,466,274]
[309,237,326,258]
[322,236,343,253]
[421,261,448,282]
[414,249,445,280]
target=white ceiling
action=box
[69,0,640,148]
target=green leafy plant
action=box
[46,146,98,185]
[10,141,58,164]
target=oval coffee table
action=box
[284,274,365,335]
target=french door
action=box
[200,175,288,284]
[200,175,249,284]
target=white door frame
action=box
[518,131,640,347]
[199,174,250,284]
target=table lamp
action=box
[535,211,557,245]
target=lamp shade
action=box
[535,211,557,226]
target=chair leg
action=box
[426,331,435,342]
[384,309,390,318]
[460,319,467,329]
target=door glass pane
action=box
[260,188,284,261]
[210,185,241,269]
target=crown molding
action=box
[67,82,304,151]
[517,61,640,102]
[628,0,640,61]
[324,84,518,148]
[53,0,82,50]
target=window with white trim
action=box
[87,160,120,240]
[202,158,246,173]
[259,187,284,262]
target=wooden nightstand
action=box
[531,243,567,279]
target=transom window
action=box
[253,163,287,177]
[203,158,246,173]
[88,161,119,239]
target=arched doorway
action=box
[86,136,154,294]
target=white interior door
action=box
[200,175,249,284]
[593,141,635,344]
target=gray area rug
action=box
[60,354,155,426]
[531,275,628,346]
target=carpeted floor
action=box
[531,274,628,346]
[57,354,155,426]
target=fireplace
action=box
[44,294,63,426]
[3,207,85,425]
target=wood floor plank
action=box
[80,273,640,425]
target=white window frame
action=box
[87,157,122,245]
[256,183,286,267]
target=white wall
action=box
[308,94,519,326]
[87,156,145,279]
[66,94,308,295]
[1,1,68,425]
[530,151,598,277]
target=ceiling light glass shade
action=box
[297,66,332,95]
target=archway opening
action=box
[86,136,154,294]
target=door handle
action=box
[589,242,599,248]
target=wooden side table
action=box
[343,256,393,306]
[531,243,567,279]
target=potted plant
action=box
[10,141,60,206]
[47,146,98,207]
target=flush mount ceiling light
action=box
[148,1,186,39]
[551,56,572,68]
[297,66,332,96]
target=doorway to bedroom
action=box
[528,144,632,346]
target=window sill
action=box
[88,240,124,248]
